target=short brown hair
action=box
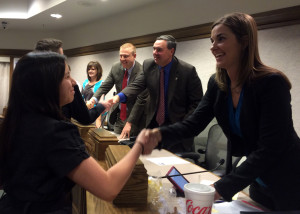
[34,38,63,53]
[120,43,136,55]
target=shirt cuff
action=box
[92,97,98,103]
[118,92,127,103]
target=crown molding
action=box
[1,5,300,57]
[65,5,300,57]
[0,49,30,58]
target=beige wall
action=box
[67,24,300,135]
[0,0,300,50]
[0,0,299,143]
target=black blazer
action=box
[160,73,300,207]
[122,57,203,151]
[123,57,203,127]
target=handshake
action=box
[85,94,161,155]
[134,128,162,155]
[86,94,121,112]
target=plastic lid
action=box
[184,183,215,194]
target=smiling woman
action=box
[82,60,105,128]
[82,60,103,102]
[0,51,150,214]
[139,13,300,211]
[0,52,81,213]
[59,63,75,107]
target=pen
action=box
[214,200,225,203]
[241,200,264,211]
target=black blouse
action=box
[2,112,89,212]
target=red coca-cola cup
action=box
[184,183,215,214]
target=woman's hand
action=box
[211,184,222,201]
[135,128,162,155]
[98,95,112,112]
[86,100,94,109]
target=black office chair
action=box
[102,104,117,131]
[175,143,201,166]
[198,124,241,177]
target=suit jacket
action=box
[62,85,104,125]
[122,57,203,151]
[93,61,148,127]
[160,73,300,208]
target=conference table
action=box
[86,149,266,214]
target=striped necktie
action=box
[156,68,165,126]
[120,69,128,121]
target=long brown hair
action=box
[212,13,291,92]
[0,52,66,185]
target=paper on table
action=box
[146,156,190,166]
[200,180,214,185]
[118,138,130,142]
[212,200,264,214]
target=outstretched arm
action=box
[64,85,97,125]
[119,89,149,139]
[67,129,152,201]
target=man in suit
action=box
[35,38,105,124]
[109,35,203,153]
[87,43,148,138]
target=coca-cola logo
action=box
[186,199,212,214]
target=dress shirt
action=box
[158,60,173,120]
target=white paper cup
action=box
[184,183,215,214]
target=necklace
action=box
[230,86,241,94]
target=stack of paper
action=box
[212,200,264,213]
[105,145,148,205]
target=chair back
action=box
[204,124,228,172]
[105,106,116,131]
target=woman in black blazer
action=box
[142,13,300,211]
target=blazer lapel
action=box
[128,63,138,84]
[215,90,230,135]
[117,64,125,92]
[151,64,160,106]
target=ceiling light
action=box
[50,14,62,19]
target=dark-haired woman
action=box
[0,52,148,213]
